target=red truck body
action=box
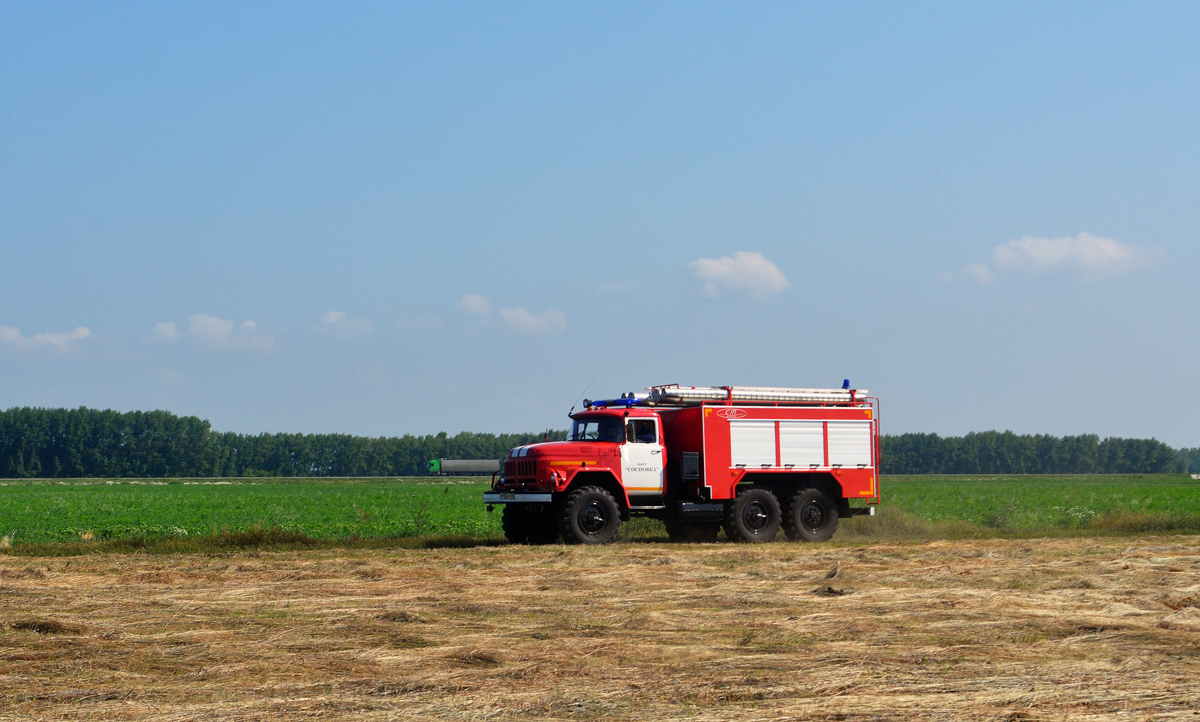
[660,402,879,501]
[485,384,879,544]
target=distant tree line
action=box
[0,407,563,478]
[1178,447,1200,475]
[0,407,1194,478]
[881,432,1188,475]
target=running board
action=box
[676,502,725,521]
[848,507,876,517]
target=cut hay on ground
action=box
[2,536,1199,720]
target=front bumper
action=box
[483,492,554,504]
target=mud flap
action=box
[837,499,875,518]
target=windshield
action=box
[569,417,624,442]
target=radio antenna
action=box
[570,348,617,414]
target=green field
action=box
[0,478,500,545]
[1,475,1199,549]
[882,474,1200,532]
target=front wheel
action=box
[784,487,839,542]
[501,504,531,544]
[501,505,560,544]
[558,486,621,545]
[723,488,781,543]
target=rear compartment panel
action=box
[662,404,878,501]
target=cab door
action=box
[621,417,664,495]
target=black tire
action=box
[784,487,839,542]
[501,505,560,545]
[501,504,532,544]
[526,515,561,545]
[723,488,781,543]
[558,486,621,545]
[664,520,721,543]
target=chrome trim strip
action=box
[483,492,553,504]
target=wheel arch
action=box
[737,472,848,513]
[564,471,630,516]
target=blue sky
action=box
[1,3,1197,445]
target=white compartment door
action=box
[778,421,825,468]
[729,420,777,467]
[826,420,873,468]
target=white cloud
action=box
[454,295,564,332]
[950,232,1164,283]
[0,325,90,350]
[989,233,1163,279]
[687,251,790,300]
[312,310,372,338]
[154,322,179,342]
[189,314,234,341]
[35,328,90,349]
[497,307,566,333]
[188,314,275,351]
[963,263,993,284]
[456,294,493,316]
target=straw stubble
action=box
[2,536,1199,720]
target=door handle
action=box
[651,450,661,454]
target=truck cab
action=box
[484,385,879,545]
[484,407,668,543]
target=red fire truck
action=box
[484,384,879,544]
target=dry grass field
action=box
[3,536,1200,721]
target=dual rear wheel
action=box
[723,488,782,542]
[723,487,839,543]
[783,487,839,542]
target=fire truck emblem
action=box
[715,408,747,419]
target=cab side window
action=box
[625,419,657,444]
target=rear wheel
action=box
[664,520,720,543]
[558,486,621,545]
[784,487,839,542]
[723,489,781,543]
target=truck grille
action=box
[505,460,536,480]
